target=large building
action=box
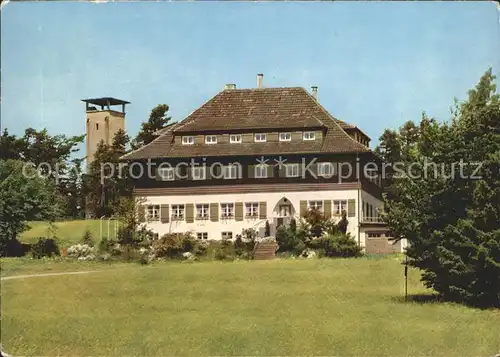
[121,74,403,253]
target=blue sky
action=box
[1,1,499,153]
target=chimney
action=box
[224,84,236,90]
[257,73,264,88]
[311,86,318,100]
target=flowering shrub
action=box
[67,244,95,260]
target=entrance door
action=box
[279,205,291,217]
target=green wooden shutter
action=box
[138,205,146,222]
[185,203,194,223]
[278,165,287,178]
[248,165,255,179]
[235,202,243,221]
[348,199,356,217]
[210,203,219,222]
[259,201,267,219]
[300,200,308,217]
[160,204,169,223]
[323,200,332,218]
[267,165,274,178]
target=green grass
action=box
[2,258,499,356]
[19,220,116,248]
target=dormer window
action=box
[254,133,267,142]
[182,136,194,145]
[279,133,291,142]
[205,135,217,144]
[230,134,242,144]
[303,131,315,141]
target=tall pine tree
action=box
[131,104,171,150]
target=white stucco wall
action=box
[142,189,361,240]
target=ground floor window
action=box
[196,204,209,220]
[333,200,347,215]
[197,232,208,240]
[146,205,160,221]
[285,163,300,177]
[221,231,233,240]
[245,202,259,218]
[171,204,185,220]
[308,200,323,212]
[221,203,234,218]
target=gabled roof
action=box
[121,87,370,160]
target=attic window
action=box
[205,135,217,144]
[303,131,315,141]
[182,136,194,145]
[279,133,291,142]
[254,133,267,142]
[230,134,242,144]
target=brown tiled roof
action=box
[122,87,370,160]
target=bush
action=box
[309,234,363,258]
[67,243,95,260]
[81,229,94,247]
[275,226,305,255]
[150,232,204,259]
[30,237,60,259]
[98,237,121,256]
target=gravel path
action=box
[1,270,99,281]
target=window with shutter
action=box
[259,201,267,219]
[347,199,356,217]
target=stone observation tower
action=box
[81,97,130,169]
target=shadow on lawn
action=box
[393,294,500,310]
[392,293,443,304]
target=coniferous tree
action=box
[383,69,500,307]
[131,104,171,150]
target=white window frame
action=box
[221,231,233,240]
[220,203,234,218]
[191,166,206,180]
[254,164,268,178]
[223,165,239,179]
[230,134,242,144]
[317,162,334,177]
[285,163,300,178]
[196,204,209,220]
[158,167,175,181]
[146,205,160,221]
[197,232,208,240]
[333,200,347,215]
[303,131,316,141]
[308,200,323,212]
[182,136,194,145]
[171,204,185,221]
[254,133,267,142]
[279,132,291,142]
[245,202,259,218]
[205,135,217,144]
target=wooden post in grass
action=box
[404,254,408,301]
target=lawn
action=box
[2,257,499,356]
[19,220,116,248]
